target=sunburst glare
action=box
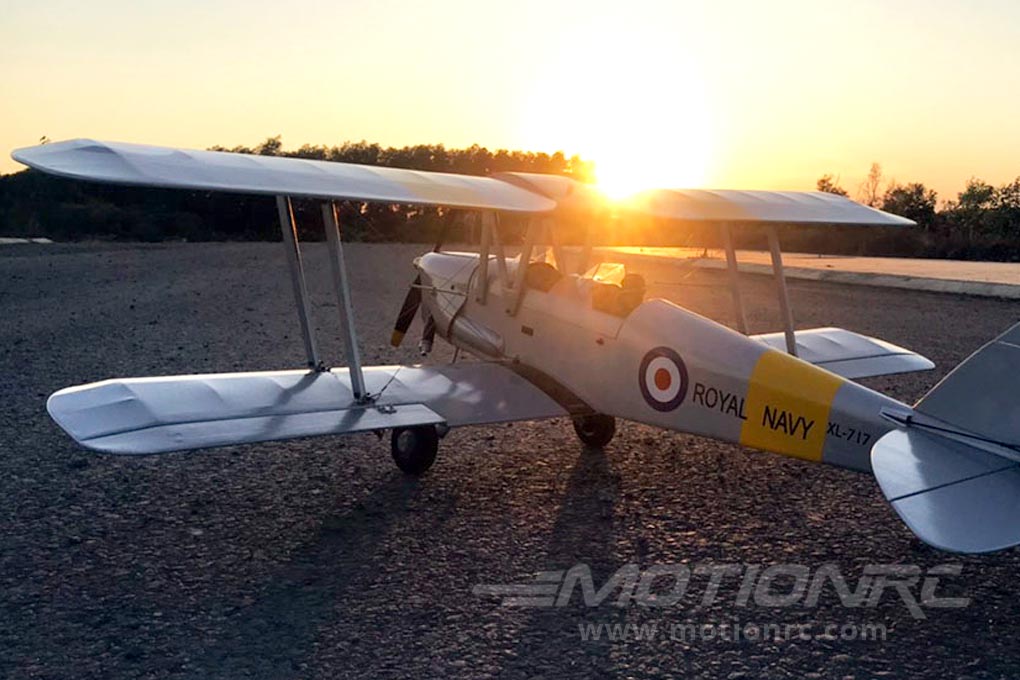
[520,28,713,198]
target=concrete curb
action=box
[604,249,1020,300]
[0,237,54,245]
[694,258,1020,300]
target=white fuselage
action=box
[418,251,907,472]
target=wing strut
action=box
[323,202,368,401]
[719,222,797,357]
[720,222,749,334]
[766,225,798,356]
[475,211,509,306]
[507,216,540,316]
[476,211,492,304]
[490,213,511,289]
[276,196,323,370]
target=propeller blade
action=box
[391,274,422,347]
[419,314,436,356]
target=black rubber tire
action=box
[390,425,440,475]
[572,414,617,448]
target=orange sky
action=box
[2,0,1019,201]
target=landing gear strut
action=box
[390,425,439,475]
[572,413,616,448]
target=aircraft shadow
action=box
[498,446,625,679]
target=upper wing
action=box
[623,188,915,226]
[47,362,568,455]
[493,171,914,225]
[14,141,912,224]
[11,139,556,213]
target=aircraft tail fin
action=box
[871,321,1020,553]
[912,321,1020,447]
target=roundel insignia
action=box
[639,347,689,412]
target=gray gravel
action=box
[2,241,1019,679]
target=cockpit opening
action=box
[584,262,646,317]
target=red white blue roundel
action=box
[639,347,688,412]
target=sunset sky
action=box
[2,0,1019,200]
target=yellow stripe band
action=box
[739,350,844,462]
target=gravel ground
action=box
[2,241,1019,679]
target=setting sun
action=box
[518,20,713,198]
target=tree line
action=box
[813,163,1020,260]
[1,137,1019,260]
[0,137,594,244]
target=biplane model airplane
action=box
[13,139,1020,554]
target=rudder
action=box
[913,321,1020,446]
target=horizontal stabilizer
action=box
[872,428,1020,553]
[48,363,568,455]
[752,327,934,379]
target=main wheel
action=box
[572,414,616,448]
[390,425,439,475]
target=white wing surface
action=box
[47,363,568,455]
[493,171,915,225]
[624,188,915,226]
[15,141,914,225]
[12,139,556,213]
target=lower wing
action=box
[47,362,567,455]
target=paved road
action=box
[2,242,1019,679]
[609,247,1020,298]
